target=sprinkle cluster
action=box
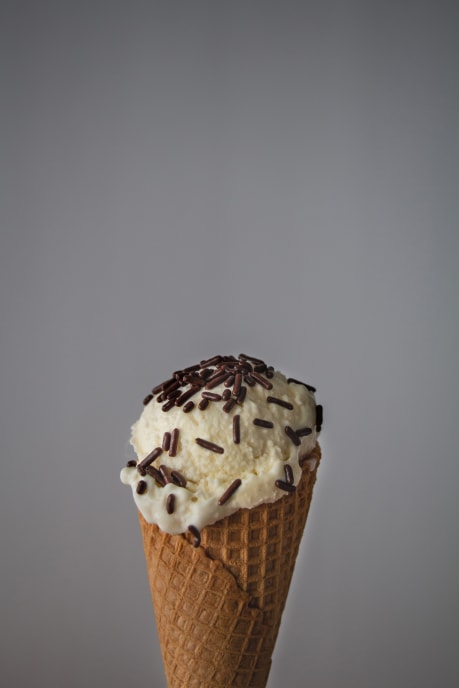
[126,354,322,546]
[143,353,277,415]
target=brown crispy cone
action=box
[138,444,321,688]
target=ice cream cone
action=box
[138,444,321,688]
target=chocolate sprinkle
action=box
[223,397,236,413]
[316,404,323,426]
[267,396,294,410]
[287,377,316,393]
[198,397,209,410]
[184,374,204,388]
[188,525,201,547]
[239,353,264,364]
[244,375,256,387]
[284,425,301,446]
[296,427,312,437]
[254,363,267,373]
[201,391,222,401]
[143,393,153,406]
[206,367,227,381]
[126,460,137,467]
[249,372,273,390]
[162,379,180,394]
[170,470,187,488]
[233,414,241,444]
[222,388,231,401]
[183,364,200,373]
[200,355,222,367]
[182,400,195,413]
[161,398,176,412]
[169,428,179,457]
[175,386,200,407]
[275,479,296,493]
[162,432,171,452]
[284,464,294,484]
[236,386,247,404]
[218,478,242,505]
[158,377,176,392]
[233,373,242,396]
[159,465,174,484]
[136,480,148,495]
[138,447,163,470]
[166,494,175,514]
[253,418,274,428]
[195,438,224,454]
[205,372,231,389]
[146,465,165,486]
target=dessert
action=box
[121,353,323,687]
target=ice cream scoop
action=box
[121,353,321,535]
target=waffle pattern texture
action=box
[138,444,321,688]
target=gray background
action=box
[1,1,458,686]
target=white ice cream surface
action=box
[121,357,320,535]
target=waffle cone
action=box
[138,444,321,688]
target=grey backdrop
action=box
[1,1,458,687]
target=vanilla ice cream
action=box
[120,354,322,536]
